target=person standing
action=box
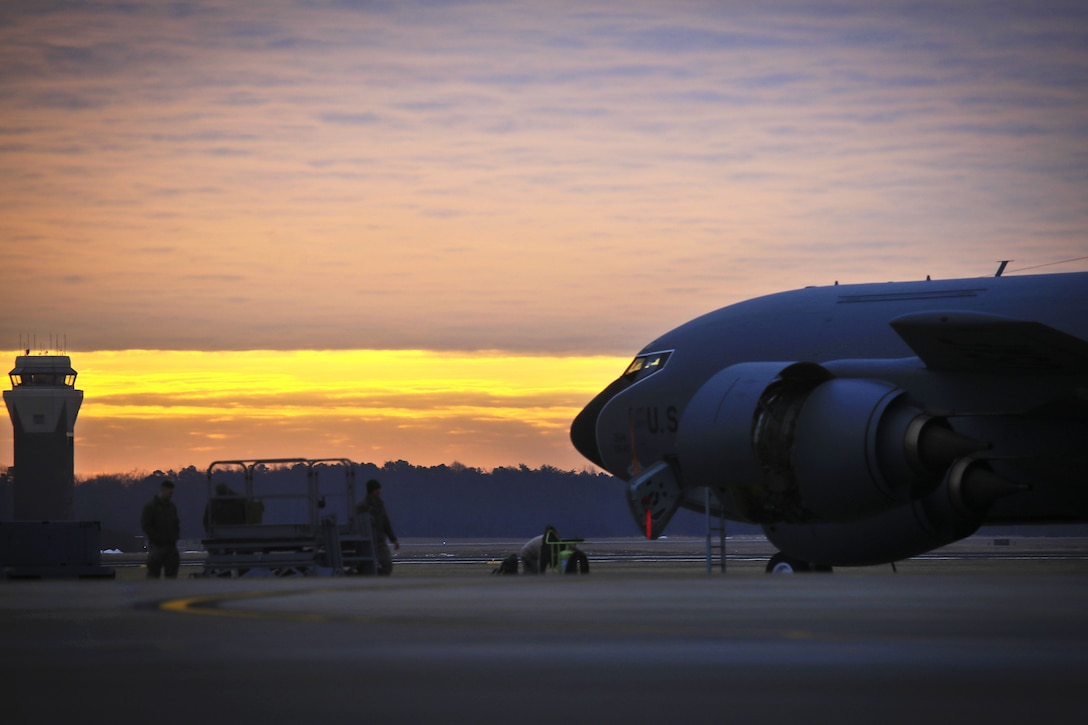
[356,478,399,575]
[141,479,181,579]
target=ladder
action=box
[704,487,726,574]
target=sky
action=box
[2,1,1087,475]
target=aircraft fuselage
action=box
[571,272,1088,566]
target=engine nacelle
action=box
[762,459,1023,566]
[676,361,981,523]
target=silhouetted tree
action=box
[51,460,753,550]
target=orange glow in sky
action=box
[3,2,1087,474]
[1,349,627,476]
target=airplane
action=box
[570,270,1088,572]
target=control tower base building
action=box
[3,355,83,520]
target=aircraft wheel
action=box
[766,552,811,574]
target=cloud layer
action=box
[2,1,1086,354]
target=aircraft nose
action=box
[570,376,633,469]
[570,401,604,467]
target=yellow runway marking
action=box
[155,585,850,645]
[157,580,476,623]
[160,590,334,622]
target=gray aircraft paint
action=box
[571,272,1088,567]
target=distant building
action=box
[3,355,83,520]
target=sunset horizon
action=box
[3,2,1086,478]
[0,347,630,477]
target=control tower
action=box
[3,354,83,520]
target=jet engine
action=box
[763,458,1027,566]
[674,361,985,524]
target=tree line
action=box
[0,461,751,551]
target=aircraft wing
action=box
[889,310,1088,375]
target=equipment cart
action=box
[199,457,377,577]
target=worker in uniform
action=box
[356,478,400,575]
[141,479,181,578]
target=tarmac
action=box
[3,536,1087,724]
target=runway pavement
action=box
[3,539,1087,724]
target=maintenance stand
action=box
[199,458,377,577]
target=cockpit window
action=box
[623,351,672,381]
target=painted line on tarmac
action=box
[160,589,334,622]
[156,579,485,623]
[152,581,834,644]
